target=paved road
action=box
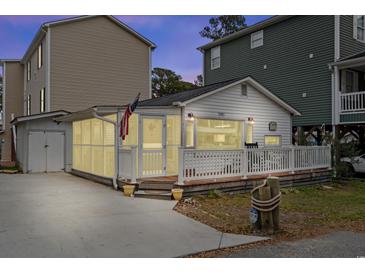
[0,173,266,258]
[222,231,365,258]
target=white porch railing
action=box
[183,149,243,180]
[246,147,291,175]
[293,146,331,171]
[340,91,365,112]
[141,150,164,177]
[178,146,331,184]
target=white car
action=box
[341,154,365,174]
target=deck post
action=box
[177,147,185,185]
[130,145,137,184]
[290,146,295,174]
[242,148,248,179]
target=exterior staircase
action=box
[133,179,176,200]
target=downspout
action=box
[12,125,16,154]
[92,110,119,190]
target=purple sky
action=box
[0,15,270,82]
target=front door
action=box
[140,116,166,177]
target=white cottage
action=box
[57,77,331,189]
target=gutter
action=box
[328,56,365,69]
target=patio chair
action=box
[245,142,258,148]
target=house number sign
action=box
[269,121,277,131]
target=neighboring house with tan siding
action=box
[0,60,24,161]
[0,15,156,163]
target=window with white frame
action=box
[40,88,45,113]
[251,30,264,49]
[37,43,43,69]
[26,61,31,81]
[354,15,365,42]
[210,46,221,70]
[26,94,31,116]
[264,135,282,146]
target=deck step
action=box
[138,182,175,191]
[134,190,172,200]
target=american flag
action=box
[120,93,140,140]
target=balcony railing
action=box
[340,91,365,113]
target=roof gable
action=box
[21,15,156,63]
[139,77,301,116]
[198,16,294,51]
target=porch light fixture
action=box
[248,117,254,124]
[187,113,194,121]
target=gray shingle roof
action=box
[139,78,241,107]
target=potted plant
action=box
[171,188,184,200]
[123,184,136,197]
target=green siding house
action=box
[199,15,365,139]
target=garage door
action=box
[28,131,65,173]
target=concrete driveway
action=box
[0,173,266,257]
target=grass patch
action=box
[0,166,18,170]
[175,180,365,241]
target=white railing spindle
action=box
[340,91,365,113]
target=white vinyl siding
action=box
[185,83,292,147]
[354,15,365,42]
[210,46,220,70]
[251,30,264,48]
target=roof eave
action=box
[197,15,293,51]
[20,25,47,64]
[11,110,70,125]
[180,77,301,116]
[329,56,365,69]
[20,15,156,64]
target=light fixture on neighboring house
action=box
[248,117,254,124]
[187,112,194,121]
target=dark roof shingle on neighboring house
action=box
[139,78,241,107]
[340,50,365,61]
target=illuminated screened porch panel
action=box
[142,117,163,177]
[196,118,243,149]
[121,114,139,176]
[166,115,181,175]
[72,114,116,178]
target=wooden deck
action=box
[132,168,332,197]
[139,168,330,185]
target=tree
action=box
[152,67,197,98]
[194,74,203,87]
[199,16,247,41]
